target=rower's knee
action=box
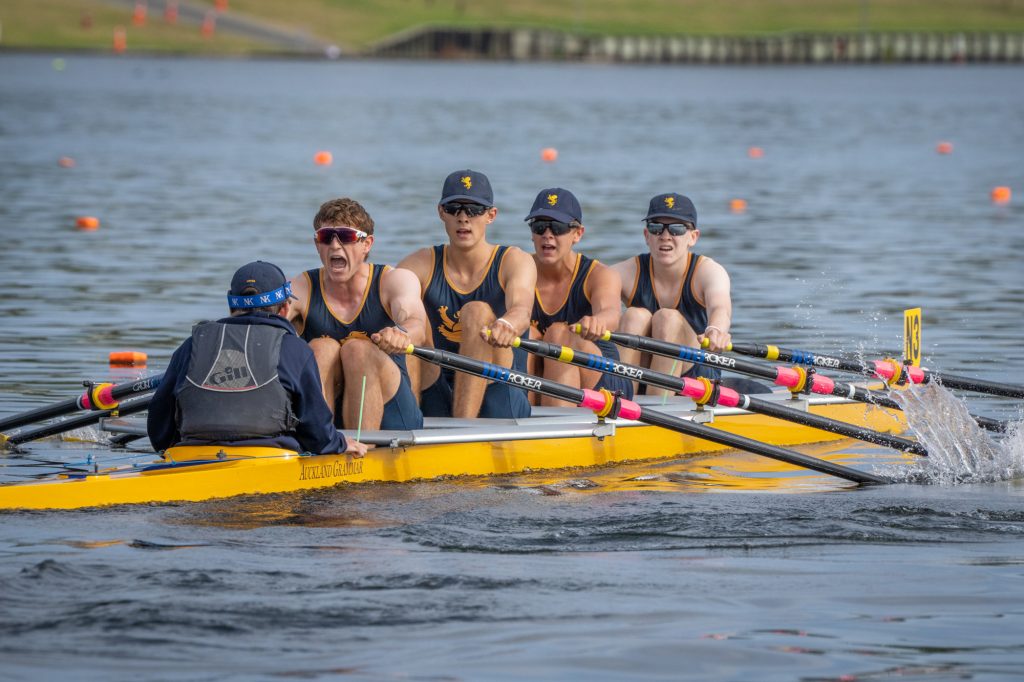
[651,309,697,345]
[619,307,652,334]
[309,337,341,367]
[457,300,494,332]
[542,322,573,346]
[339,337,378,365]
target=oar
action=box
[1,395,153,448]
[0,374,162,434]
[592,328,1010,434]
[720,340,1024,399]
[404,344,889,485]
[515,336,927,456]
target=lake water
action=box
[0,54,1023,680]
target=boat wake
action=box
[882,382,1024,485]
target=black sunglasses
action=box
[645,221,693,236]
[442,202,489,217]
[529,219,577,236]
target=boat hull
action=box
[0,397,906,510]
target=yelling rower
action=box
[526,187,632,406]
[288,198,427,433]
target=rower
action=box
[610,193,733,397]
[288,198,427,433]
[398,169,537,419]
[525,187,633,406]
[147,261,367,456]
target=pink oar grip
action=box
[808,374,835,395]
[579,389,607,412]
[775,367,800,388]
[716,385,741,407]
[618,399,642,420]
[579,389,644,420]
[679,378,707,401]
[78,391,93,410]
[906,366,925,383]
[872,360,895,380]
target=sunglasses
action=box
[315,226,368,245]
[645,221,694,236]
[441,202,490,217]
[529,219,577,236]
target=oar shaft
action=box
[635,406,887,484]
[3,395,153,447]
[407,345,887,485]
[519,337,926,455]
[609,331,1008,433]
[0,374,162,433]
[731,341,1024,399]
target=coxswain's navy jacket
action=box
[147,312,347,454]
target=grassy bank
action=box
[4,0,1024,55]
[0,0,270,54]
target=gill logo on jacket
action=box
[437,305,462,343]
[547,194,558,206]
[664,196,675,209]
[461,176,472,190]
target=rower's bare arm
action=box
[489,247,537,346]
[609,257,638,306]
[287,271,311,336]
[578,263,623,340]
[396,247,434,297]
[374,267,429,354]
[694,258,732,352]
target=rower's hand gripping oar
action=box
[711,339,1024,400]
[404,344,888,485]
[587,327,1009,434]
[0,374,163,435]
[515,335,927,456]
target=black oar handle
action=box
[3,395,153,447]
[406,345,888,485]
[0,374,163,433]
[517,337,926,456]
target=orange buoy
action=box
[112,26,127,53]
[747,147,764,159]
[109,351,148,367]
[541,147,558,163]
[164,0,178,24]
[76,216,100,230]
[991,186,1012,205]
[313,151,333,166]
[936,141,953,154]
[201,12,216,37]
[132,1,147,26]
[58,156,76,168]
[729,199,747,214]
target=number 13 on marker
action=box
[904,308,921,367]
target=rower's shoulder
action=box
[396,246,437,282]
[608,254,639,277]
[288,269,313,301]
[498,245,537,271]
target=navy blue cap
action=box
[524,188,582,225]
[227,261,296,309]
[440,169,494,207]
[643,193,697,227]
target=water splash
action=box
[883,382,1024,485]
